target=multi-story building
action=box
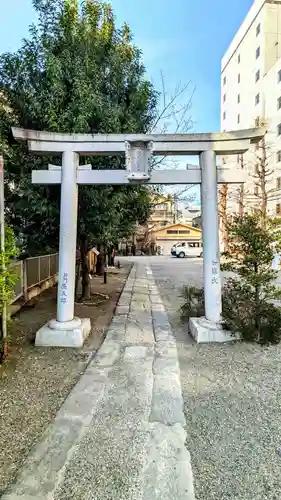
[178,205,201,225]
[148,195,175,229]
[221,0,281,216]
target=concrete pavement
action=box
[2,263,195,500]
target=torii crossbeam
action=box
[12,127,265,346]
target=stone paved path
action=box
[2,264,195,500]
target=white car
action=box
[171,242,203,258]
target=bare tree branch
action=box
[150,73,195,134]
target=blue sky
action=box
[0,0,253,132]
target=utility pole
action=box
[0,156,7,358]
[173,194,177,223]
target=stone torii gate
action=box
[12,127,265,346]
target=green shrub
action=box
[222,214,281,344]
[180,285,204,321]
[222,279,281,344]
[0,225,19,310]
[0,225,19,359]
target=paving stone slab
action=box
[154,332,174,344]
[105,326,126,343]
[128,312,153,324]
[2,418,85,500]
[152,304,166,315]
[55,375,106,423]
[155,341,178,358]
[54,422,152,500]
[111,315,128,324]
[153,353,180,376]
[124,322,155,346]
[142,422,195,500]
[123,345,151,361]
[93,340,122,367]
[150,373,186,426]
[115,305,130,315]
[150,295,164,304]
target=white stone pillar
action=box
[36,150,91,347]
[56,151,79,323]
[200,150,222,323]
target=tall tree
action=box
[0,0,158,296]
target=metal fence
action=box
[10,253,59,304]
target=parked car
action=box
[171,241,203,258]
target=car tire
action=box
[179,252,185,258]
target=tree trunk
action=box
[96,244,105,276]
[238,184,244,217]
[260,138,267,229]
[254,261,261,335]
[238,154,245,217]
[80,236,91,300]
[110,246,115,267]
[219,184,229,251]
[74,259,81,299]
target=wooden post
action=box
[104,254,108,284]
[23,259,29,302]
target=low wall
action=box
[9,274,58,316]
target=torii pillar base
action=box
[189,317,239,343]
[35,317,91,348]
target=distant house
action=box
[151,223,202,255]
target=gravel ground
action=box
[126,257,281,500]
[0,266,130,496]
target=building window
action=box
[255,69,260,82]
[256,46,260,59]
[238,73,240,83]
[223,76,226,86]
[238,93,240,103]
[255,93,260,106]
[278,70,281,83]
[223,111,226,120]
[178,230,191,235]
[278,97,281,110]
[278,124,281,136]
[223,93,226,103]
[166,230,178,234]
[277,177,281,189]
[256,23,261,36]
[238,54,240,63]
[276,203,281,215]
[277,151,281,162]
[237,114,240,124]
